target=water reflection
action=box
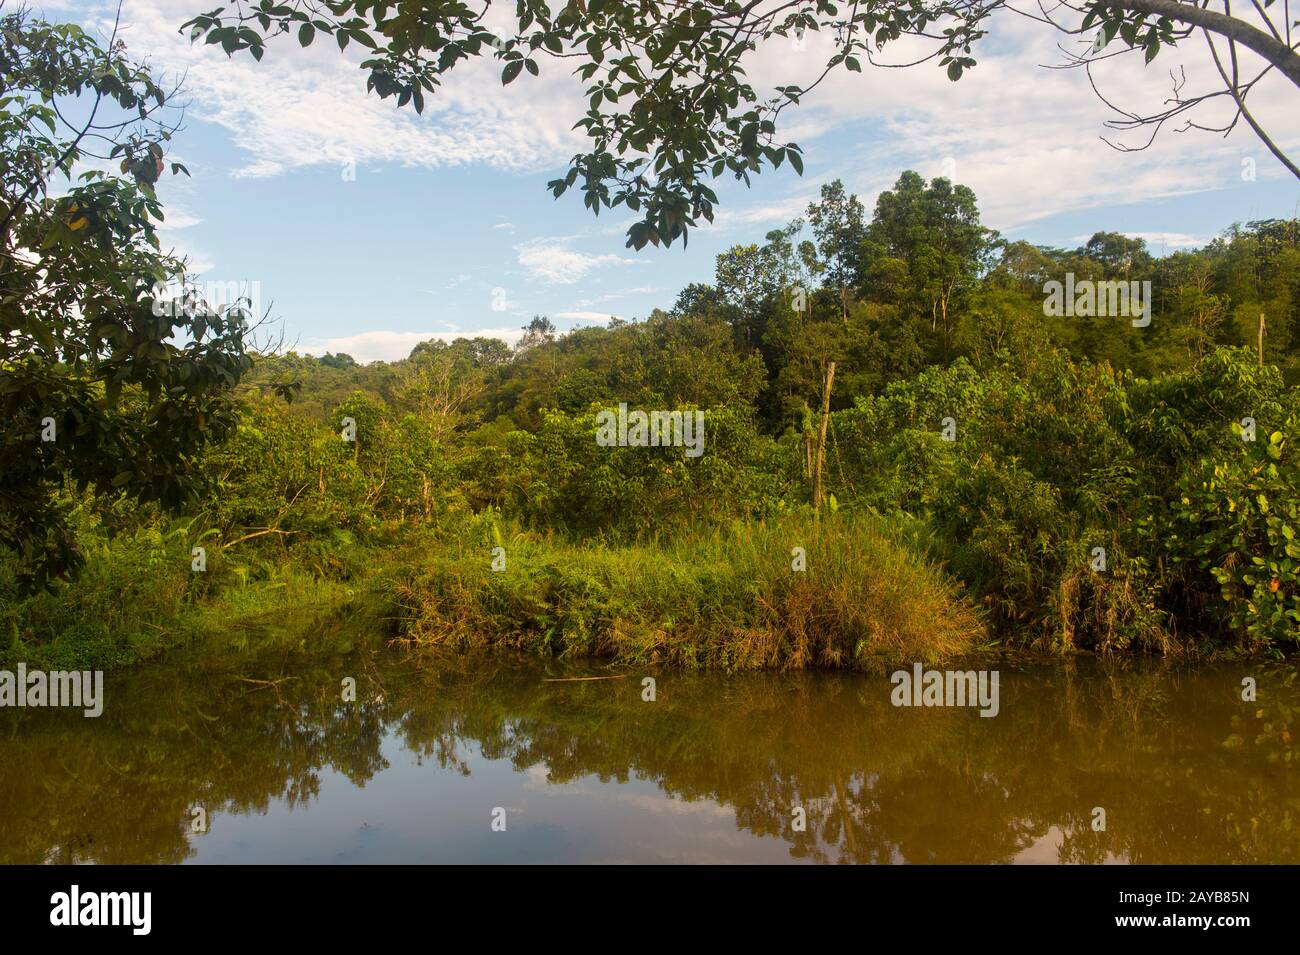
[1,650,1296,863]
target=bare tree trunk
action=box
[813,361,836,510]
[1258,312,1266,367]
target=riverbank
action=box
[6,505,1294,674]
[0,523,397,671]
[2,512,984,672]
[0,514,977,670]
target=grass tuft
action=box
[396,512,984,670]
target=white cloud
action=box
[87,0,1296,237]
[1122,232,1211,251]
[172,249,216,274]
[1068,230,1210,251]
[157,206,202,230]
[553,311,625,324]
[573,286,660,308]
[96,0,587,179]
[305,328,525,363]
[711,188,822,232]
[725,12,1300,233]
[152,200,214,272]
[515,236,646,285]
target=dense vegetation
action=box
[5,158,1300,669]
[4,6,1298,672]
[0,13,249,592]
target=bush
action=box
[1170,420,1300,651]
[819,346,1300,652]
[458,403,796,535]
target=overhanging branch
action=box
[1102,0,1300,87]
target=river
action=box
[1,649,1296,863]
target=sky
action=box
[44,0,1300,362]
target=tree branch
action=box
[1103,0,1300,87]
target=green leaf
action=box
[502,60,523,85]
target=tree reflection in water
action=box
[1,650,1295,864]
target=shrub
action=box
[1170,421,1300,651]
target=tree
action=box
[517,315,558,352]
[397,339,493,437]
[670,282,728,320]
[713,222,812,351]
[184,0,1299,254]
[0,10,250,590]
[1157,252,1228,360]
[806,180,866,321]
[318,351,357,369]
[860,172,997,357]
[1077,232,1153,274]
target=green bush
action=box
[458,403,796,535]
[1171,420,1300,651]
[821,346,1299,652]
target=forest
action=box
[5,163,1299,671]
[3,0,1300,877]
[3,3,1300,678]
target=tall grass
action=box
[396,512,985,669]
[3,509,984,671]
[0,518,400,670]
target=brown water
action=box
[1,649,1297,863]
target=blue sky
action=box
[52,1,1300,361]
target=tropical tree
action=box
[859,171,998,357]
[397,338,494,437]
[0,10,250,590]
[806,180,866,321]
[517,315,558,352]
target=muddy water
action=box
[1,651,1296,863]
